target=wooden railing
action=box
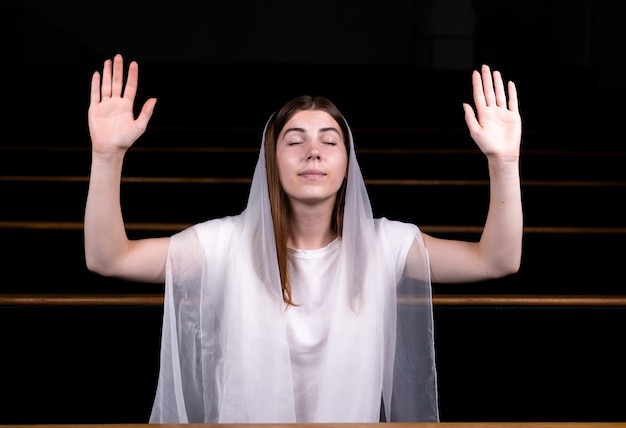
[2,293,626,307]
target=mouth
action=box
[299,169,326,179]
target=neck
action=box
[287,203,337,250]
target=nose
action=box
[306,144,321,161]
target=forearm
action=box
[84,151,131,276]
[479,155,523,275]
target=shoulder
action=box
[374,217,419,242]
[374,217,420,259]
[190,215,242,232]
[177,215,242,242]
[170,215,243,258]
[167,215,244,280]
[374,217,422,281]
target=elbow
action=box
[490,256,521,279]
[85,254,117,277]
[502,261,521,277]
[85,259,107,277]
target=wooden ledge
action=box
[2,221,626,235]
[0,293,165,306]
[2,423,625,428]
[1,294,625,307]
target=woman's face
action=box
[276,109,348,209]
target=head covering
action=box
[149,102,438,423]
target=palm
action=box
[88,54,156,154]
[463,65,521,158]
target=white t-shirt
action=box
[286,238,341,421]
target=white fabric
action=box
[149,113,438,423]
[286,238,341,422]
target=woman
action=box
[85,54,522,423]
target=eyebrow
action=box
[283,127,341,136]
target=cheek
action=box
[335,156,349,178]
[328,158,348,190]
[276,154,296,185]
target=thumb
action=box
[136,97,157,130]
[462,102,480,136]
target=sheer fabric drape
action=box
[149,115,438,423]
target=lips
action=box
[299,169,326,178]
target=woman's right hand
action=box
[88,54,156,155]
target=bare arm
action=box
[417,64,523,283]
[84,54,169,283]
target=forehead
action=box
[282,110,341,132]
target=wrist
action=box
[91,149,126,168]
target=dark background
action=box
[2,0,626,130]
[1,0,626,424]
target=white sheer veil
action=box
[150,97,438,423]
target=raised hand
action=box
[463,64,521,159]
[88,54,156,155]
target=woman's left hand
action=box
[463,64,522,160]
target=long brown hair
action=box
[264,95,350,306]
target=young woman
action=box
[85,54,522,423]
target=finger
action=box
[90,71,101,104]
[123,60,139,102]
[493,70,506,107]
[471,69,486,109]
[101,58,112,98]
[136,98,157,132]
[507,80,519,113]
[112,54,124,97]
[462,102,479,136]
[481,64,496,106]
